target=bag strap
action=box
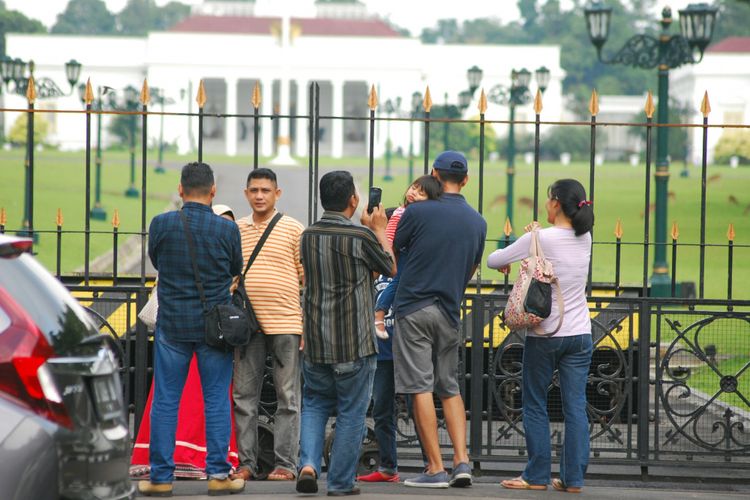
[241,212,283,278]
[529,227,564,337]
[179,209,209,313]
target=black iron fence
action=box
[1,78,749,474]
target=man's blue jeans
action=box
[149,331,234,483]
[371,360,398,474]
[521,334,593,488]
[299,355,376,493]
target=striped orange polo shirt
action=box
[237,211,304,335]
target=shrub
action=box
[714,130,750,165]
[8,113,50,147]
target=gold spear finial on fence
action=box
[26,76,36,104]
[614,218,623,239]
[701,91,711,117]
[423,86,433,113]
[727,223,735,242]
[84,79,94,105]
[645,91,655,119]
[478,88,487,114]
[671,221,679,240]
[112,209,120,228]
[196,80,207,109]
[534,88,543,115]
[0,207,6,226]
[588,89,599,117]
[56,208,63,227]
[503,217,513,237]
[140,79,150,106]
[367,85,378,111]
[251,81,261,110]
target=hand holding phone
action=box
[367,187,382,214]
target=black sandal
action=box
[296,469,318,494]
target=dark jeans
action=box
[371,360,398,474]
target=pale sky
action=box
[6,0,696,35]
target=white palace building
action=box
[3,0,565,161]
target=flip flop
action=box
[552,478,582,493]
[296,469,318,494]
[500,476,548,490]
[268,467,295,481]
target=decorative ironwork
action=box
[658,313,750,455]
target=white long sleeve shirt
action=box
[487,227,592,338]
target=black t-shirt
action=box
[393,193,486,327]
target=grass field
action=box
[368,157,750,301]
[0,149,179,273]
[1,149,748,299]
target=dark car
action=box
[0,235,134,499]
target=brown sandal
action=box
[501,476,548,490]
[552,478,582,493]
[267,467,295,481]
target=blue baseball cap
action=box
[433,150,468,174]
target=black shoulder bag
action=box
[231,212,284,338]
[180,210,250,352]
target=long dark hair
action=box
[403,175,443,205]
[548,179,594,236]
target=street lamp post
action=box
[408,91,422,184]
[120,85,140,198]
[484,66,550,242]
[0,57,82,241]
[152,88,174,174]
[584,1,718,296]
[78,83,112,220]
[383,97,400,182]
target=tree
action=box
[8,113,50,147]
[117,0,190,36]
[0,5,45,57]
[52,0,116,35]
[711,0,750,44]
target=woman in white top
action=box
[488,179,594,493]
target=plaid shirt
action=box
[148,202,242,342]
[301,211,393,364]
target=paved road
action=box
[132,474,750,499]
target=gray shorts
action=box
[393,304,461,397]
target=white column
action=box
[225,77,238,157]
[331,80,344,159]
[270,13,298,166]
[295,79,309,158]
[261,78,274,158]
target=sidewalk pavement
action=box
[133,473,750,499]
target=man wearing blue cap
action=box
[392,150,487,488]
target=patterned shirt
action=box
[237,211,304,335]
[300,211,394,364]
[148,202,243,342]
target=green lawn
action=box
[1,149,748,300]
[371,159,750,301]
[0,149,179,273]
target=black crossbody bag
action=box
[180,210,250,352]
[231,212,283,338]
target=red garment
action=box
[130,355,239,479]
[385,206,405,244]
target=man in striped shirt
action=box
[296,171,395,496]
[232,168,305,483]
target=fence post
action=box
[422,87,432,175]
[469,294,485,470]
[637,301,651,479]
[133,288,150,439]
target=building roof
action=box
[169,15,402,37]
[707,36,750,53]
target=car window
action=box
[0,254,98,354]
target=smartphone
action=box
[367,187,382,214]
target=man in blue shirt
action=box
[139,162,244,497]
[393,151,487,489]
